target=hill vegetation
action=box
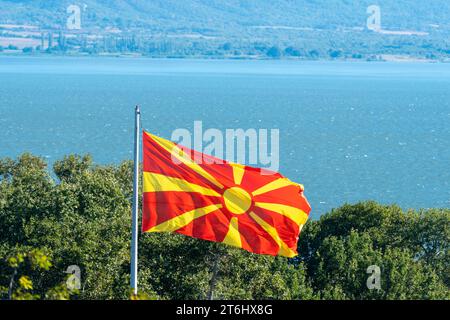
[0,153,448,300]
[0,1,449,60]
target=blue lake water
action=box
[0,56,449,217]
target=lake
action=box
[0,56,449,217]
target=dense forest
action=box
[1,0,450,60]
[0,153,448,300]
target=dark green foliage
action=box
[140,235,315,300]
[0,154,449,300]
[297,202,449,299]
[0,154,132,299]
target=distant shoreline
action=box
[0,52,446,64]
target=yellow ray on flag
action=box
[147,132,224,189]
[254,202,309,226]
[148,204,223,233]
[231,163,245,185]
[251,178,300,196]
[222,217,242,248]
[249,211,297,258]
[143,172,221,197]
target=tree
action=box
[0,154,136,299]
[297,202,449,299]
[308,50,320,59]
[22,47,34,54]
[139,235,315,300]
[267,46,282,58]
[284,46,301,57]
[1,155,448,300]
[0,248,73,300]
[221,42,232,51]
[329,49,342,59]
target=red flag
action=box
[142,131,311,257]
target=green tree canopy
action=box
[0,154,448,300]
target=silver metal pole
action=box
[130,105,140,295]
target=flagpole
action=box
[130,105,140,296]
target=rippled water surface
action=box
[1,56,449,216]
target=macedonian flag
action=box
[142,131,311,257]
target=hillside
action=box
[2,0,450,31]
[0,0,450,60]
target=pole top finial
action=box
[135,105,141,114]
